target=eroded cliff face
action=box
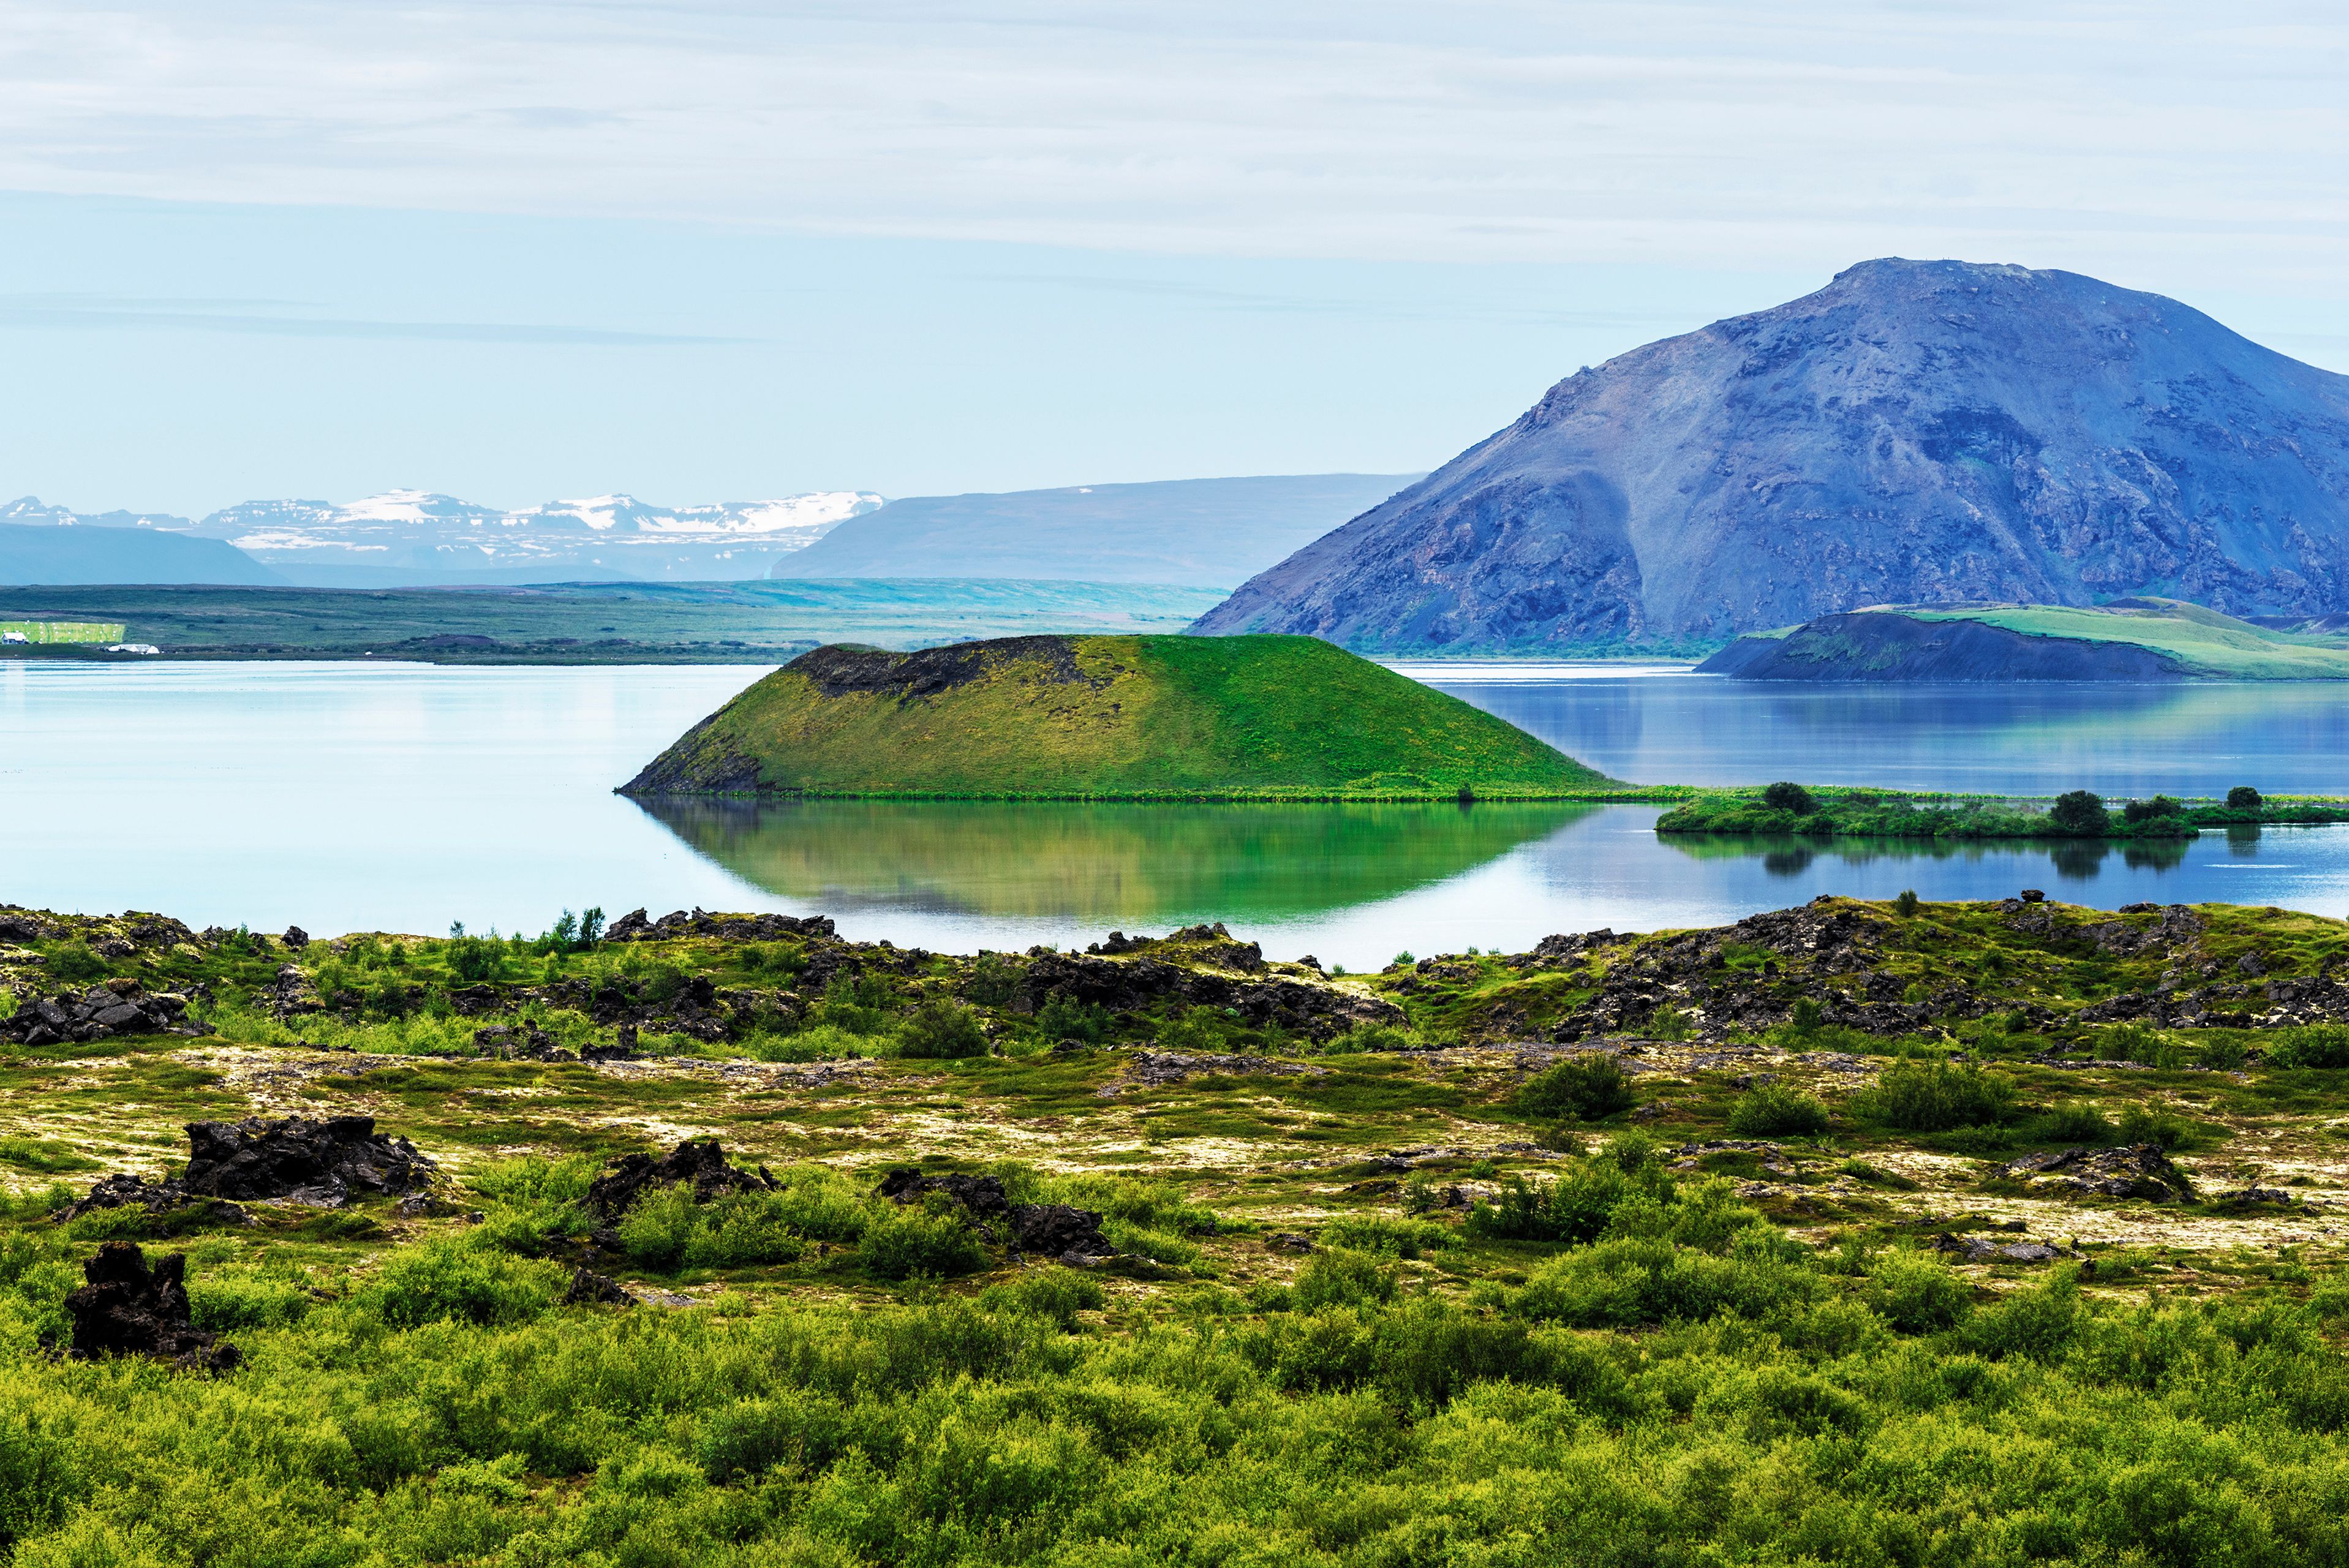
[1195,258,2349,652]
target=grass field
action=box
[9,895,2349,1562]
[0,582,1226,663]
[0,621,124,644]
[1906,599,2349,679]
[627,635,1623,801]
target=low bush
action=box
[1726,1082,1831,1137]
[2115,1102,2199,1150]
[857,1205,987,1280]
[1854,1060,2018,1131]
[1292,1247,1399,1311]
[979,1268,1104,1329]
[1319,1216,1454,1259]
[1863,1247,1972,1332]
[897,998,988,1059]
[2267,1024,2349,1070]
[1762,781,1814,815]
[366,1239,560,1327]
[1035,993,1112,1044]
[2101,1022,2182,1069]
[2050,790,2110,836]
[2035,1101,2116,1144]
[1515,1055,1635,1122]
[2228,785,2263,809]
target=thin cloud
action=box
[0,296,747,346]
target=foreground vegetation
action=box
[9,893,2349,1562]
[1657,780,2349,842]
[0,582,1225,664]
[625,635,1623,801]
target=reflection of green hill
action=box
[1660,833,2190,874]
[636,799,1593,924]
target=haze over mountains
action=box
[780,475,1421,587]
[0,491,883,587]
[1197,259,2349,654]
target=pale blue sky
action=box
[2,2,2345,514]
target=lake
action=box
[7,658,2349,967]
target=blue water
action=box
[6,658,2348,967]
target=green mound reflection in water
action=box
[634,797,1596,924]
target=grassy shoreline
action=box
[1656,785,2349,843]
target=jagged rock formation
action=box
[586,1140,778,1221]
[1196,258,2349,653]
[182,1117,435,1206]
[64,1242,241,1372]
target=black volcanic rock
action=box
[1195,259,2349,652]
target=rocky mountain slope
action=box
[1195,259,2349,653]
[778,473,1420,587]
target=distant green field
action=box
[1905,599,2349,679]
[0,581,1225,663]
[0,620,124,644]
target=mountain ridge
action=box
[1194,258,2349,654]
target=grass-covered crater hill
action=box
[13,896,2349,1560]
[623,632,1616,800]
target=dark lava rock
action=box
[64,1242,241,1372]
[1929,1235,2062,1264]
[603,907,835,943]
[586,1139,777,1220]
[183,1117,435,1205]
[281,925,309,949]
[55,1173,252,1227]
[0,981,195,1046]
[878,1169,1115,1262]
[1268,1232,1315,1254]
[1006,1203,1114,1261]
[1999,1144,2193,1204]
[564,1268,639,1307]
[2220,1186,2306,1208]
[1016,952,1400,1041]
[878,1169,1011,1218]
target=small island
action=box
[622,632,1619,800]
[1700,598,2349,682]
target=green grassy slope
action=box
[0,580,1225,663]
[625,633,1618,799]
[1907,598,2349,678]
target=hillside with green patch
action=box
[623,633,1618,800]
[1702,597,2349,680]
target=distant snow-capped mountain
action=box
[2,488,886,583]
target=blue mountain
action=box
[1194,259,2349,652]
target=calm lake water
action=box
[8,658,2349,967]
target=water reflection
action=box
[1659,831,2192,881]
[634,797,1595,925]
[1425,672,2349,796]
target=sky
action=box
[2,1,2346,515]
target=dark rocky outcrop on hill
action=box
[586,1140,778,1221]
[183,1117,435,1205]
[1196,258,2349,652]
[64,1243,242,1372]
[0,980,199,1047]
[1699,612,2188,681]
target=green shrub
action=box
[366,1240,558,1327]
[1893,889,1921,918]
[188,1267,320,1332]
[1515,1055,1635,1121]
[1864,1248,1972,1332]
[1292,1247,1398,1311]
[2193,1035,2249,1071]
[1725,1082,1830,1137]
[1511,1229,1823,1329]
[897,999,987,1059]
[2049,790,2110,835]
[1465,1161,1649,1245]
[980,1268,1104,1329]
[2102,1023,2182,1069]
[2115,1102,2197,1150]
[2266,1025,2349,1069]
[1153,1010,1226,1052]
[1035,993,1112,1044]
[0,1139,100,1176]
[1319,1216,1454,1259]
[1855,1060,2018,1131]
[2122,796,2185,824]
[2228,785,2263,810]
[2035,1101,2116,1144]
[1762,781,1814,815]
[1324,1022,1409,1054]
[857,1206,986,1280]
[41,943,107,984]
